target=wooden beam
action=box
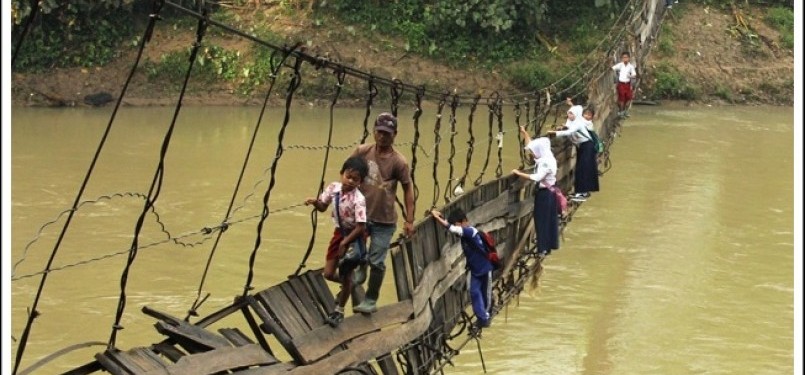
[142,344,276,375]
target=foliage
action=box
[714,84,733,102]
[657,24,675,55]
[765,6,794,49]
[651,63,700,100]
[323,0,558,65]
[11,2,139,71]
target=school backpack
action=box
[548,185,569,216]
[477,231,501,270]
[588,129,605,153]
[579,127,605,153]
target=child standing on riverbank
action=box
[431,208,493,329]
[304,156,369,327]
[611,51,638,117]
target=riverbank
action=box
[11,3,793,107]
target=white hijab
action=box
[564,105,584,128]
[524,138,557,178]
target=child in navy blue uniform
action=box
[431,208,492,329]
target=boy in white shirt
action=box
[611,52,638,118]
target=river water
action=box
[10,104,793,374]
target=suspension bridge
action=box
[10,0,667,373]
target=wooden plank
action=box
[195,297,249,328]
[390,245,412,301]
[228,362,296,374]
[141,344,276,375]
[94,351,131,375]
[257,287,309,339]
[418,220,440,264]
[301,271,336,317]
[219,328,255,347]
[59,360,103,375]
[290,300,413,363]
[376,353,399,375]
[289,275,328,322]
[245,295,295,359]
[154,321,232,351]
[153,343,185,363]
[289,275,331,322]
[466,191,509,226]
[280,282,319,329]
[241,304,274,355]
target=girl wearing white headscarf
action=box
[549,106,600,201]
[513,127,560,257]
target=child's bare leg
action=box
[337,270,353,308]
[323,259,339,282]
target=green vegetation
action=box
[11,3,137,71]
[651,63,700,100]
[765,6,794,49]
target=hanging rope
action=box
[293,69,346,277]
[361,78,379,144]
[443,94,460,204]
[242,55,303,296]
[514,102,525,170]
[494,97,505,178]
[457,95,481,193]
[390,79,403,117]
[186,44,300,319]
[11,0,40,68]
[430,93,449,211]
[410,86,425,204]
[108,2,207,349]
[11,1,166,372]
[474,92,500,186]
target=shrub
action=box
[652,63,700,100]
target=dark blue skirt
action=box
[533,188,559,252]
[574,140,600,193]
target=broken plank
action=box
[219,327,255,347]
[291,300,414,363]
[154,321,231,351]
[153,343,185,363]
[142,344,276,375]
[257,287,310,339]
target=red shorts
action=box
[326,229,367,260]
[616,82,633,102]
[326,229,345,260]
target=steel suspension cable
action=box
[514,102,525,170]
[293,69,346,277]
[443,95,460,204]
[108,3,207,348]
[494,97,505,178]
[457,95,481,192]
[10,1,166,372]
[410,87,425,204]
[243,56,304,296]
[474,93,500,186]
[430,93,449,210]
[186,44,299,318]
[360,78,379,144]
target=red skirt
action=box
[616,82,633,102]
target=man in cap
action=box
[350,112,416,314]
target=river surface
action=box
[10,104,793,374]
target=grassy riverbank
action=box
[11,2,793,107]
